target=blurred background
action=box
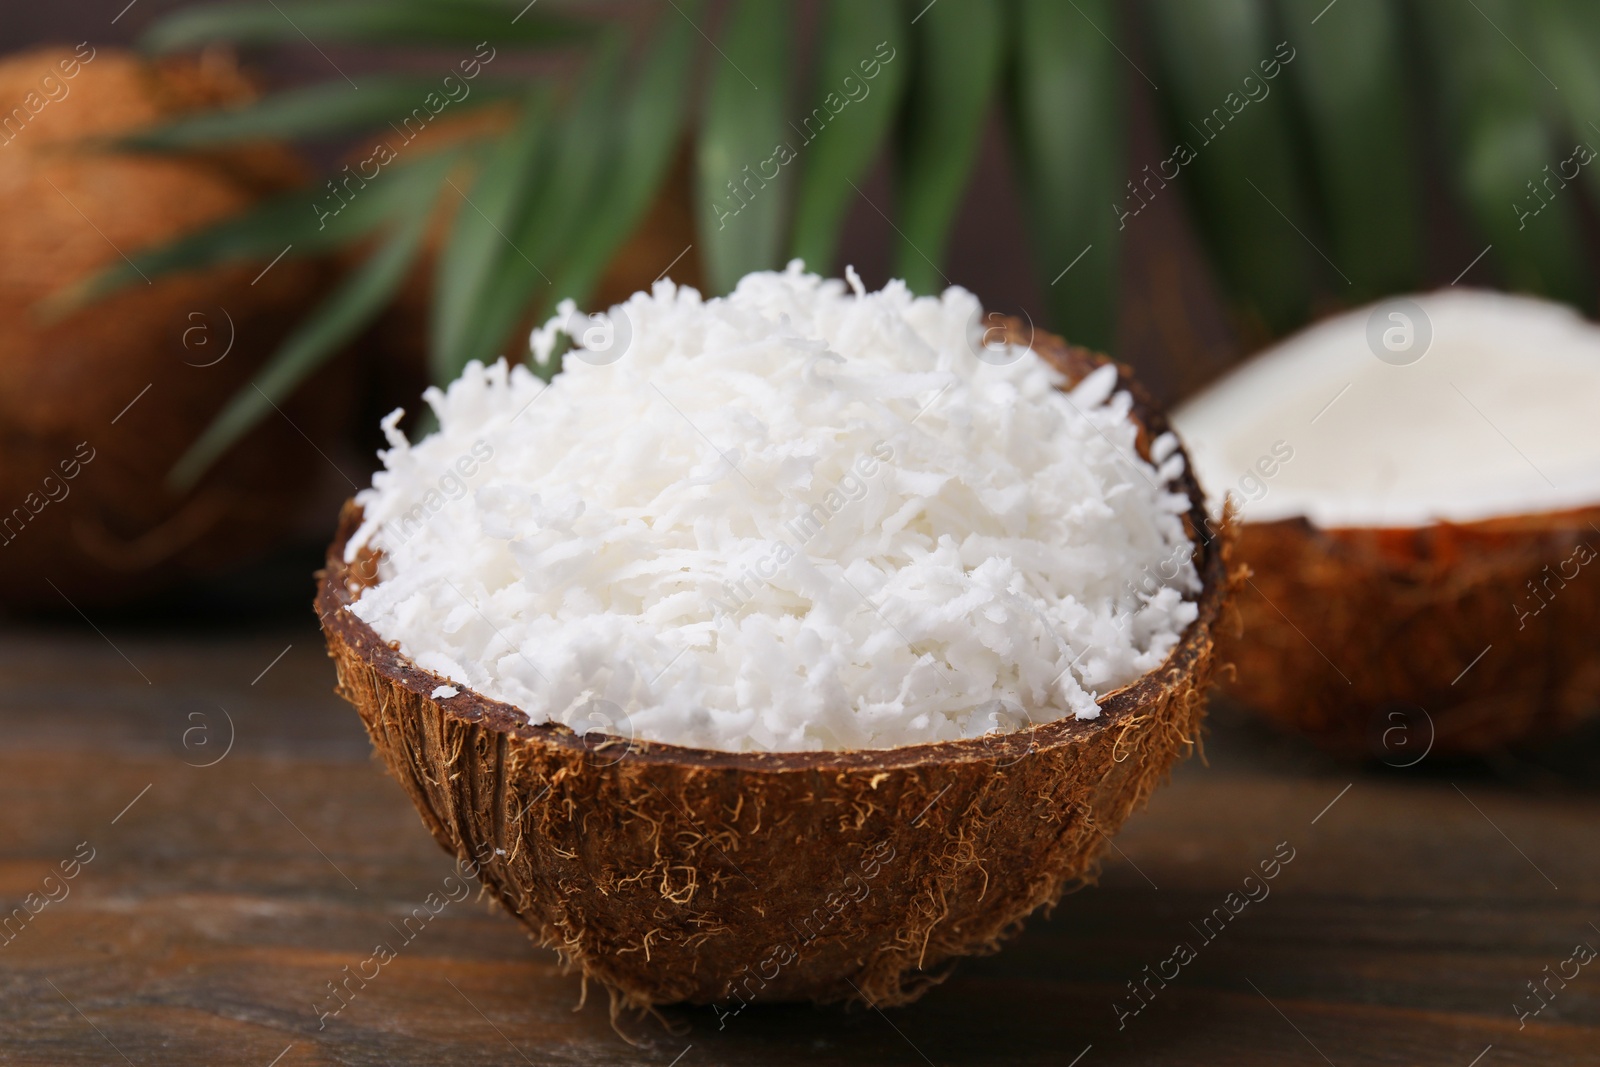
[2,0,1597,616]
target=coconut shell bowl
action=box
[316,326,1238,1012]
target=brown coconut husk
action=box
[0,46,350,610]
[1224,507,1600,756]
[315,322,1241,1012]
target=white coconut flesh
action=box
[1172,289,1600,530]
[345,265,1200,753]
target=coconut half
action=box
[1172,289,1600,755]
[317,321,1237,1011]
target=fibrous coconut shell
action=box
[316,323,1240,1012]
[1224,507,1600,756]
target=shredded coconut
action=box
[346,264,1200,753]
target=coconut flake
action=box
[431,685,460,699]
[347,264,1199,753]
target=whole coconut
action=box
[0,45,350,611]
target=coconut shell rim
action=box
[1240,504,1600,540]
[315,321,1231,774]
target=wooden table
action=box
[4,603,1598,1066]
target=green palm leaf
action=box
[1417,0,1592,309]
[788,0,909,274]
[1010,0,1124,353]
[695,0,794,294]
[81,0,1600,473]
[1143,0,1314,336]
[894,0,1004,294]
[1277,0,1421,302]
[46,150,462,316]
[1526,0,1600,201]
[449,36,629,377]
[545,4,701,309]
[120,75,520,149]
[170,203,434,490]
[143,0,590,52]
[431,88,551,384]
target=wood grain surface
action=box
[2,611,1598,1066]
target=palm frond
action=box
[119,75,521,149]
[1417,0,1592,309]
[63,0,1600,477]
[1143,0,1314,336]
[431,86,551,383]
[1011,0,1125,352]
[894,0,1004,294]
[788,0,909,274]
[170,173,441,488]
[695,0,794,294]
[447,33,631,378]
[47,149,464,315]
[142,0,589,52]
[545,3,701,315]
[1278,0,1422,302]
